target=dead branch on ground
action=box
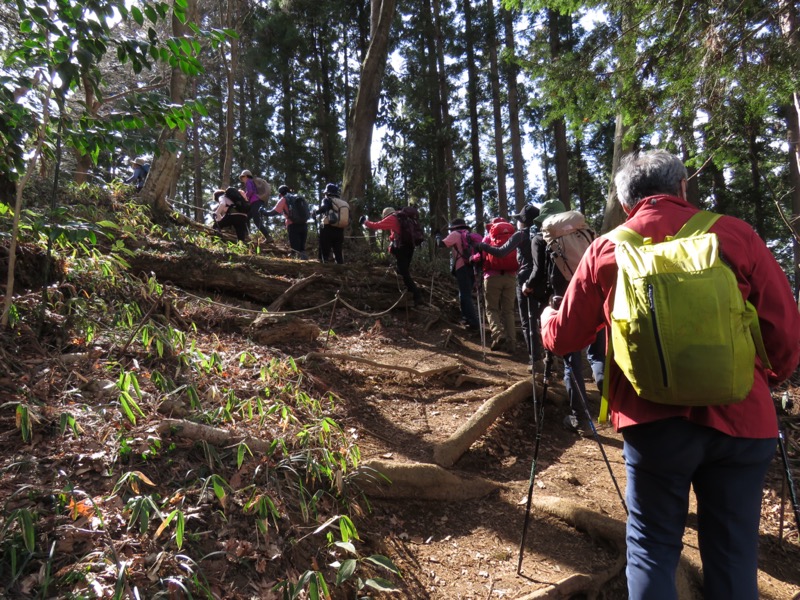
[268,273,323,312]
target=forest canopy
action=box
[1,0,798,288]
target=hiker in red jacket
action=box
[540,150,800,600]
[474,217,519,351]
[361,207,424,306]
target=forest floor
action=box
[1,212,799,599]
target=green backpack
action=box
[600,211,770,419]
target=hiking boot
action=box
[563,415,592,438]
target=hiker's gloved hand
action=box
[522,284,533,297]
[359,215,367,225]
[470,253,482,264]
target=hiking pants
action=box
[287,223,308,259]
[622,419,775,600]
[319,225,344,264]
[484,274,516,349]
[392,245,421,302]
[454,265,479,328]
[516,270,543,361]
[249,200,271,239]
[214,213,249,242]
[562,350,587,420]
[587,329,606,393]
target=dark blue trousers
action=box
[622,418,775,600]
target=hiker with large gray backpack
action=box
[523,199,604,437]
[539,150,800,600]
[314,183,349,264]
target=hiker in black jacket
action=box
[477,204,542,366]
[523,200,604,437]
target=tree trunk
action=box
[433,0,458,224]
[222,0,238,186]
[316,26,338,186]
[600,114,631,233]
[503,8,526,212]
[787,100,800,295]
[73,73,98,185]
[549,10,571,209]
[192,78,203,222]
[464,0,484,232]
[486,0,508,219]
[779,0,800,294]
[140,0,195,216]
[341,0,396,207]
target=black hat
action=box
[278,185,290,196]
[324,183,340,197]
[447,218,471,231]
[512,204,540,227]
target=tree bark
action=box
[140,0,196,217]
[221,0,238,186]
[191,78,204,222]
[464,0,484,232]
[486,0,508,218]
[341,0,396,207]
[600,117,631,234]
[549,10,571,209]
[432,0,458,224]
[503,8,526,212]
[779,0,800,295]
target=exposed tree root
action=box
[433,379,532,467]
[355,458,499,501]
[297,351,461,379]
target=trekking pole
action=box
[517,351,553,575]
[429,257,436,305]
[777,422,800,537]
[473,266,486,359]
[525,299,538,423]
[567,366,628,514]
[774,391,800,536]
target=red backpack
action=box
[484,221,518,273]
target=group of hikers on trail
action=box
[211,171,349,262]
[156,151,799,599]
[435,197,603,437]
[437,150,799,600]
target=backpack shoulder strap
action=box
[674,210,721,238]
[603,225,643,246]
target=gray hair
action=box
[614,150,688,211]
